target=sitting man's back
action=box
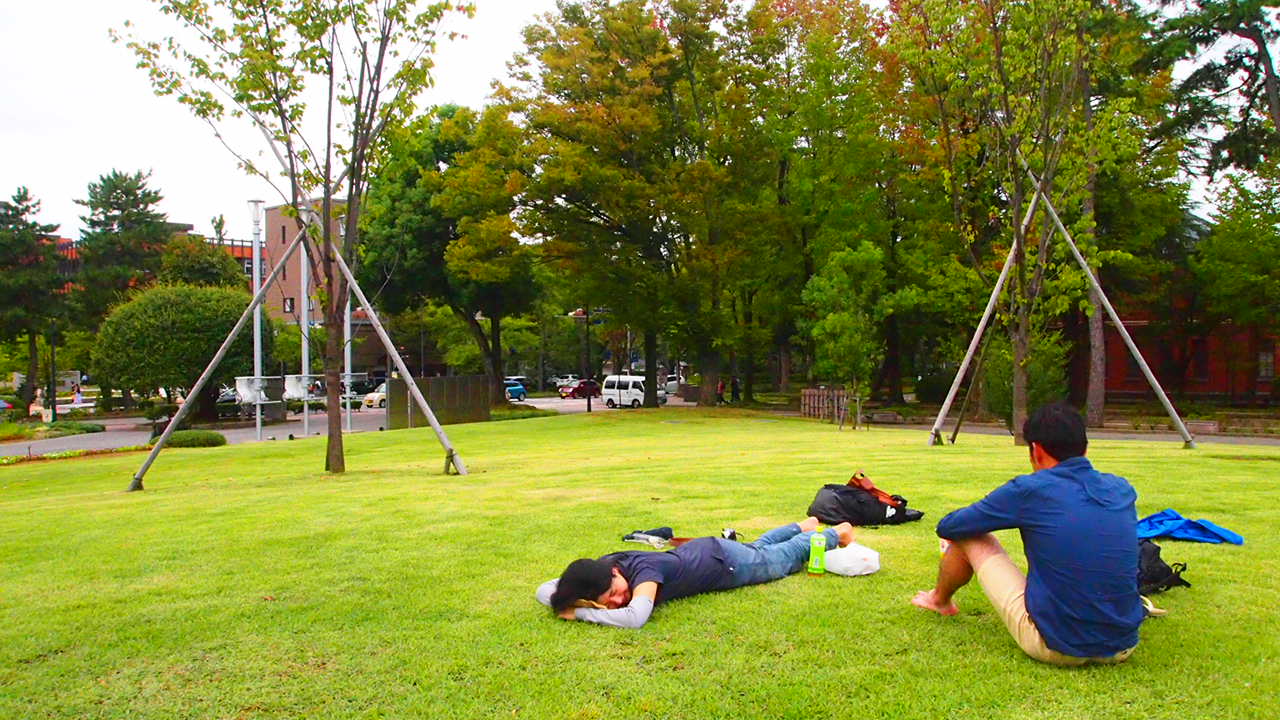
[913,402,1144,664]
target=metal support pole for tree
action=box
[327,240,469,474]
[250,199,264,441]
[300,239,311,438]
[131,229,307,491]
[928,190,1043,445]
[1015,149,1195,448]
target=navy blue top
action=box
[600,537,732,605]
[936,456,1144,657]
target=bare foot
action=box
[833,522,855,547]
[798,516,820,532]
[911,589,959,616]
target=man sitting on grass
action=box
[537,517,856,628]
[911,402,1144,665]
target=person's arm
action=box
[570,581,659,629]
[936,479,1023,540]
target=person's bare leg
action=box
[833,522,855,547]
[912,534,1005,616]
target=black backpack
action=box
[807,483,924,526]
[1138,539,1190,595]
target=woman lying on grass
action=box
[536,517,856,628]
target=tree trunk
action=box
[323,303,345,473]
[698,348,721,407]
[22,330,38,405]
[778,343,791,393]
[643,329,658,407]
[1011,313,1030,445]
[1082,61,1106,428]
[195,383,219,423]
[879,314,905,404]
[489,315,506,405]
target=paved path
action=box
[5,399,1276,459]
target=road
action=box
[5,396,1276,459]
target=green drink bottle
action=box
[808,530,826,575]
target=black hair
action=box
[1022,401,1087,461]
[550,558,613,613]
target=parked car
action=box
[504,380,528,402]
[664,374,682,395]
[559,379,601,399]
[364,382,387,408]
[552,374,579,389]
[217,387,241,404]
[601,374,667,408]
[505,375,531,388]
[0,397,11,410]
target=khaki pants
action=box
[973,553,1136,666]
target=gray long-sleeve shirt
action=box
[535,578,655,629]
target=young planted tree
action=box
[0,188,61,405]
[119,0,471,473]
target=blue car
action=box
[0,397,11,410]
[504,380,527,402]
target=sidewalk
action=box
[0,409,391,458]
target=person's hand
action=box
[557,607,577,621]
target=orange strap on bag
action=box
[846,470,902,508]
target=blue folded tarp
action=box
[1137,509,1244,545]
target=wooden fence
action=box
[800,388,852,423]
[388,375,491,429]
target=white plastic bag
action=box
[824,541,880,576]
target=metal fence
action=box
[387,375,491,429]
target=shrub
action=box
[913,367,956,404]
[3,408,27,423]
[160,429,227,447]
[48,421,105,434]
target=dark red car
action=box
[559,379,601,399]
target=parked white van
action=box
[601,374,667,408]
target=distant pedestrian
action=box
[716,378,726,405]
[72,383,83,405]
[731,376,740,403]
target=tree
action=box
[120,0,471,473]
[158,235,246,288]
[802,243,887,420]
[360,106,539,403]
[0,188,61,405]
[93,285,263,422]
[1151,0,1280,172]
[75,170,171,327]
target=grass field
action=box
[1,409,1275,719]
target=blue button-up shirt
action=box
[937,456,1144,657]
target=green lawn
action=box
[1,409,1274,719]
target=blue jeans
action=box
[719,523,838,588]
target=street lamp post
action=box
[570,308,592,412]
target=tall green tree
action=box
[1151,0,1280,172]
[0,188,61,404]
[120,0,471,475]
[75,170,170,327]
[361,106,538,403]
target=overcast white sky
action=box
[0,0,560,242]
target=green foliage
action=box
[47,421,104,434]
[93,284,259,396]
[74,170,171,328]
[160,429,226,448]
[158,235,247,288]
[982,331,1071,427]
[803,243,886,394]
[143,403,179,422]
[1194,161,1280,330]
[0,188,61,343]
